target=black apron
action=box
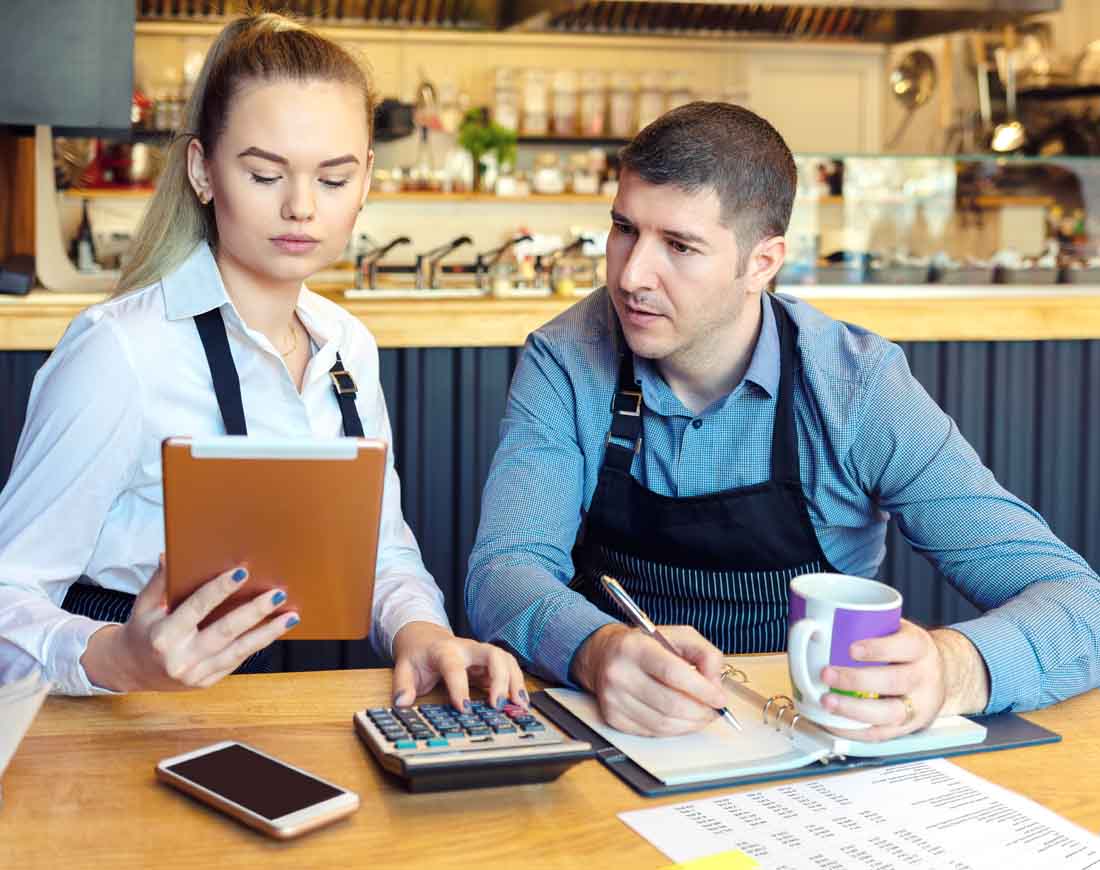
[570,300,837,654]
[61,307,365,674]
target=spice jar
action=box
[522,68,549,136]
[552,69,578,136]
[608,71,635,138]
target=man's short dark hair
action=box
[619,102,797,268]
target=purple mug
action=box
[788,573,902,730]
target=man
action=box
[465,102,1100,741]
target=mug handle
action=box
[788,618,829,704]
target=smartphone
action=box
[156,741,359,839]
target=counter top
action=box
[4,285,1100,350]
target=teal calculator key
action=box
[426,737,449,747]
[395,739,417,749]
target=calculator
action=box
[353,698,593,792]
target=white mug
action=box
[788,573,903,730]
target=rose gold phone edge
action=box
[155,740,360,839]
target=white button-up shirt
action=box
[0,243,449,694]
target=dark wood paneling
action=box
[1,339,1097,672]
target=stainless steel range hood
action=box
[500,0,1061,42]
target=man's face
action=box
[605,169,753,371]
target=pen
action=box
[600,574,742,732]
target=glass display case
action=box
[780,154,1100,287]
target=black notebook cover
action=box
[532,690,1061,798]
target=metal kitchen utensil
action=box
[885,49,936,148]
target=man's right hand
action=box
[80,559,298,692]
[570,623,731,736]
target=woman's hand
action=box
[81,558,298,692]
[390,621,529,711]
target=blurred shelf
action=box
[1018,84,1100,101]
[516,135,630,147]
[62,188,612,204]
[63,188,155,199]
[368,191,611,203]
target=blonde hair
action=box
[116,12,377,294]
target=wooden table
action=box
[2,667,1098,869]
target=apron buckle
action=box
[612,389,642,417]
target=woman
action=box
[0,12,526,710]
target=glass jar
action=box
[532,152,565,195]
[493,67,519,132]
[552,69,578,136]
[579,70,606,137]
[608,71,635,138]
[637,70,665,131]
[522,68,549,136]
[665,71,693,112]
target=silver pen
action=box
[600,574,743,732]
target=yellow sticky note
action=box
[661,849,760,870]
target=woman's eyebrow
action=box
[236,146,359,169]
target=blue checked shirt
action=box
[465,289,1100,714]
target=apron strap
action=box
[194,307,248,436]
[769,298,802,487]
[329,353,365,437]
[605,331,643,473]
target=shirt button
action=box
[691,418,703,429]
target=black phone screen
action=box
[165,744,344,820]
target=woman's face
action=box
[189,77,373,290]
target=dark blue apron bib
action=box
[570,301,837,654]
[61,307,364,675]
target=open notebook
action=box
[534,653,1060,796]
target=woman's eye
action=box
[321,179,350,189]
[250,173,279,185]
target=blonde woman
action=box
[0,13,527,710]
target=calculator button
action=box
[520,722,546,732]
[491,724,517,734]
[441,730,465,740]
[394,740,417,749]
[466,726,491,736]
[426,738,449,747]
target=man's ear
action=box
[743,235,787,293]
[186,138,213,204]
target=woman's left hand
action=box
[390,621,529,712]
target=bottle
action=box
[72,200,98,272]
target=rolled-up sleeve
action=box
[465,334,617,685]
[0,314,143,695]
[848,343,1100,713]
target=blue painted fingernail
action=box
[286,615,299,628]
[494,696,506,710]
[462,699,472,711]
[393,691,408,707]
[519,689,529,704]
[272,590,286,605]
[232,568,247,582]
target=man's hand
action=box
[81,560,297,692]
[390,621,528,712]
[570,623,730,736]
[819,620,991,742]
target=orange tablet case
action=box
[162,437,386,640]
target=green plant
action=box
[458,108,517,168]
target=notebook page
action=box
[545,687,828,785]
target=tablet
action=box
[162,436,386,640]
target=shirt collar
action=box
[161,242,234,322]
[160,239,334,345]
[744,292,780,399]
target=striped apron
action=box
[61,307,365,675]
[570,301,836,654]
